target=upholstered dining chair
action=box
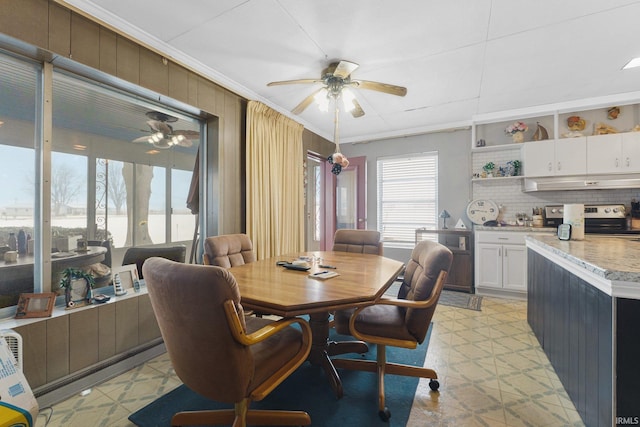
[329,229,383,330]
[332,229,383,255]
[332,240,453,421]
[121,245,186,279]
[203,233,256,267]
[203,233,263,316]
[143,257,312,427]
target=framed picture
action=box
[65,277,93,309]
[112,264,139,295]
[15,293,56,318]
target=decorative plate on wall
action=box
[466,199,499,225]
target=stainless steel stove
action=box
[543,204,635,234]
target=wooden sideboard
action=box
[415,228,474,293]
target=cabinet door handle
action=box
[626,157,630,167]
[498,237,509,240]
[548,162,552,171]
[504,248,508,257]
[616,158,620,167]
[557,161,561,171]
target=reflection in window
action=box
[171,168,194,242]
[0,55,38,309]
[52,71,200,252]
[51,152,88,249]
[146,165,166,245]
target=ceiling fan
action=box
[267,60,407,118]
[132,111,199,149]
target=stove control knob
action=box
[604,208,611,213]
[551,208,558,214]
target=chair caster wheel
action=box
[429,379,440,391]
[379,407,391,421]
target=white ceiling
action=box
[62,0,640,143]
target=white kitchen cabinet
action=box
[523,138,586,177]
[587,132,640,174]
[475,231,527,297]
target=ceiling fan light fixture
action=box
[341,88,356,112]
[314,88,329,112]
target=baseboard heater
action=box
[34,338,165,408]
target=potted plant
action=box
[483,162,495,177]
[511,160,521,176]
[60,267,95,308]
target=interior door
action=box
[324,156,367,248]
[305,154,325,251]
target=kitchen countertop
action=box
[525,234,640,298]
[475,225,556,233]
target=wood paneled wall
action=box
[15,293,162,391]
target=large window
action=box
[0,50,202,314]
[377,153,438,249]
[0,54,38,309]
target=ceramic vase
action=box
[511,131,524,143]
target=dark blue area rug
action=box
[129,325,433,427]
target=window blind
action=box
[377,153,438,248]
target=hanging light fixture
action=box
[341,88,356,112]
[314,88,329,112]
[325,91,350,175]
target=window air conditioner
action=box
[1,329,23,371]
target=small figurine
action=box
[607,106,621,120]
[532,122,549,141]
[567,116,586,131]
[593,122,618,135]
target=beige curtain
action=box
[246,101,305,259]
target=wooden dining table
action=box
[228,250,404,398]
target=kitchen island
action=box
[525,235,640,427]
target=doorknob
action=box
[358,218,365,222]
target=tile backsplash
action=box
[472,147,640,223]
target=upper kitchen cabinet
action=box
[523,137,586,177]
[587,132,640,174]
[559,104,640,174]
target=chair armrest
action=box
[368,270,447,310]
[347,270,448,348]
[223,300,312,346]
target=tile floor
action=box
[35,296,584,427]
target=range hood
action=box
[523,174,640,192]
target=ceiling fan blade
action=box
[132,136,151,143]
[147,120,174,135]
[352,80,407,97]
[333,60,359,79]
[350,99,365,118]
[172,130,200,139]
[267,79,320,87]
[292,88,324,114]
